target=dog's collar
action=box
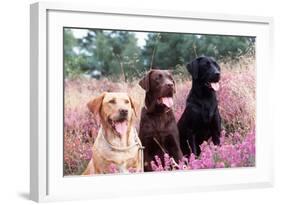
[101,127,144,152]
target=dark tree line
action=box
[64,28,255,80]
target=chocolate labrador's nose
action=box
[166,82,174,88]
[119,109,128,117]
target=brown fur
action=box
[139,69,183,171]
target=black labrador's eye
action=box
[124,99,129,104]
[108,99,116,104]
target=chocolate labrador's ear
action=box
[167,69,176,94]
[87,92,106,115]
[129,96,138,117]
[139,70,153,92]
[186,57,201,80]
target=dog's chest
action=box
[188,99,218,124]
[93,130,140,168]
[141,112,176,136]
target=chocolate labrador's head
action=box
[139,69,176,113]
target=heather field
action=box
[64,57,255,175]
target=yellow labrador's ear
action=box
[139,70,153,92]
[129,96,139,117]
[87,92,106,114]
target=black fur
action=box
[178,56,221,156]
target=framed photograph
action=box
[30,2,274,202]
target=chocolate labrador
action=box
[139,69,183,171]
[178,56,221,157]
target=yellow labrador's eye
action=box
[124,99,129,104]
[108,99,116,104]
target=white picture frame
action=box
[30,2,274,202]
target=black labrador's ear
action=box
[186,58,199,80]
[139,70,153,92]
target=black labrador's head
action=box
[187,56,221,91]
[139,69,176,112]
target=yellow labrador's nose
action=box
[119,109,128,117]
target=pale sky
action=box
[71,28,148,48]
[134,32,148,48]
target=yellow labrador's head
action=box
[87,92,137,136]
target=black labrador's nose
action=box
[214,70,220,78]
[119,109,128,117]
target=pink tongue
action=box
[115,121,128,135]
[161,97,174,108]
[210,82,220,91]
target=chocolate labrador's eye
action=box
[108,99,116,104]
[124,99,129,104]
[158,74,163,78]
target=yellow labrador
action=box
[83,92,143,175]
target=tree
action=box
[64,29,82,76]
[64,28,255,79]
[74,30,143,80]
[143,32,255,70]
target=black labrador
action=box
[139,69,183,171]
[178,56,221,156]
